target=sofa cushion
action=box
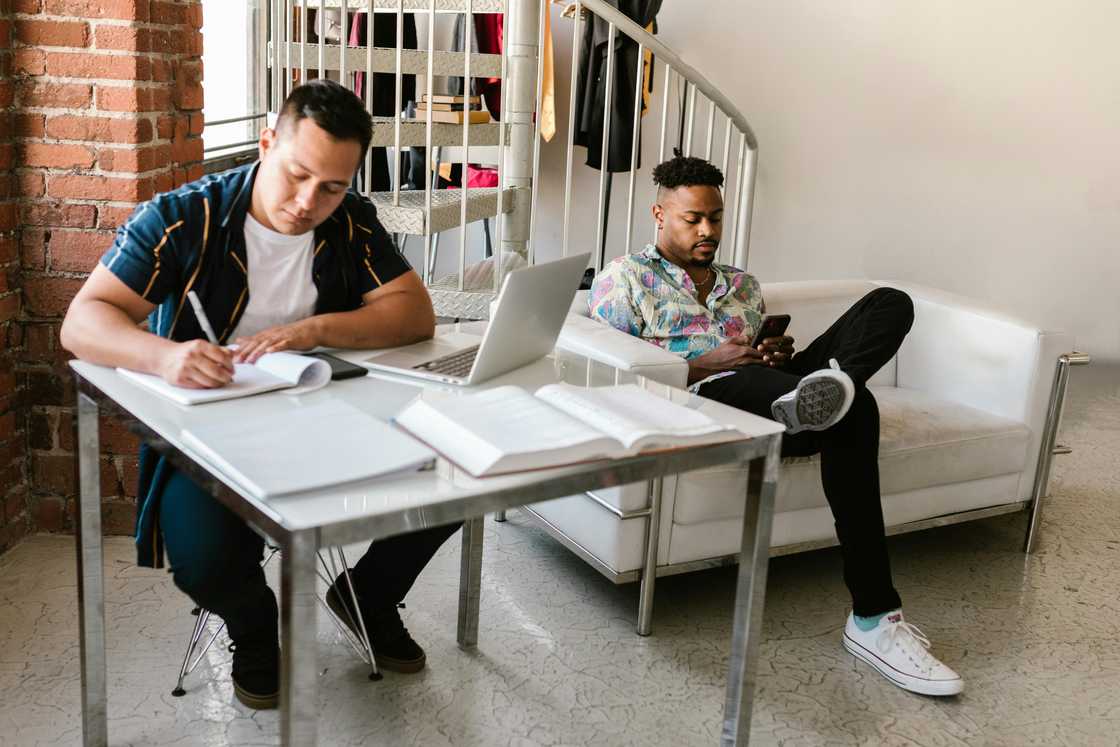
[672,385,1031,525]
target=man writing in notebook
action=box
[588,154,964,697]
[61,80,457,709]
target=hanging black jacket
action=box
[573,0,662,172]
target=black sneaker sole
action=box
[233,681,279,710]
[325,587,427,674]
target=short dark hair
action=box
[652,152,724,192]
[276,79,373,155]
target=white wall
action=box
[534,1,1119,360]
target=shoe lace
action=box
[876,618,937,672]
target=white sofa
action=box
[506,279,1085,634]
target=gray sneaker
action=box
[771,359,855,434]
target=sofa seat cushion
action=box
[673,385,1031,525]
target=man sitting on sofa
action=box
[587,153,963,697]
[60,80,457,709]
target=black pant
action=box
[159,468,461,642]
[698,287,914,616]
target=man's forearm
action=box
[309,290,435,350]
[60,299,175,374]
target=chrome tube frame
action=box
[76,393,107,747]
[457,516,485,646]
[560,1,584,258]
[458,0,474,292]
[623,42,644,255]
[703,98,715,161]
[393,0,404,205]
[636,478,663,636]
[683,82,695,156]
[1024,351,1091,553]
[593,23,617,271]
[492,0,510,293]
[721,437,781,746]
[422,0,435,284]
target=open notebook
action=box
[394,383,744,477]
[180,400,436,499]
[117,351,334,405]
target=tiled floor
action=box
[1,365,1118,746]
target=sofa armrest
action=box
[557,314,690,388]
[889,281,1075,500]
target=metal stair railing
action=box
[556,0,759,273]
[262,0,759,317]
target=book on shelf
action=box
[421,102,480,112]
[117,351,334,406]
[393,383,744,478]
[422,94,481,106]
[180,400,436,499]
[413,108,491,125]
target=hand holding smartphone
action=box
[749,314,792,348]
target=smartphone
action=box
[302,352,368,381]
[750,314,792,348]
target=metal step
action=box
[292,0,505,12]
[273,43,502,78]
[428,288,497,320]
[370,116,508,147]
[370,186,518,235]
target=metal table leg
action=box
[637,478,664,636]
[457,516,484,647]
[280,529,319,746]
[721,435,781,746]
[77,393,108,747]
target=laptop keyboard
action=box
[413,345,480,378]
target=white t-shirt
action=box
[229,214,319,341]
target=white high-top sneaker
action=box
[770,359,855,434]
[842,611,964,696]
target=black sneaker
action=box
[326,571,426,674]
[230,634,280,709]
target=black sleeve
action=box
[346,195,412,296]
[98,201,184,304]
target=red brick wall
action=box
[1,0,203,548]
[2,0,34,553]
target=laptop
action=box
[363,253,591,386]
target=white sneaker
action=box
[842,611,964,696]
[770,359,855,434]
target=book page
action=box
[255,352,331,394]
[536,384,732,450]
[394,386,620,476]
[419,386,607,453]
[117,364,290,405]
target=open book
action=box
[180,400,436,499]
[393,383,744,477]
[117,351,333,406]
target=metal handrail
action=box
[555,0,760,271]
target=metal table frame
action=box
[73,371,782,746]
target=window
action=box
[201,0,266,164]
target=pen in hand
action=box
[186,290,220,345]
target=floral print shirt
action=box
[588,244,765,361]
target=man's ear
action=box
[258,127,277,161]
[651,203,664,229]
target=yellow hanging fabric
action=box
[540,2,557,142]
